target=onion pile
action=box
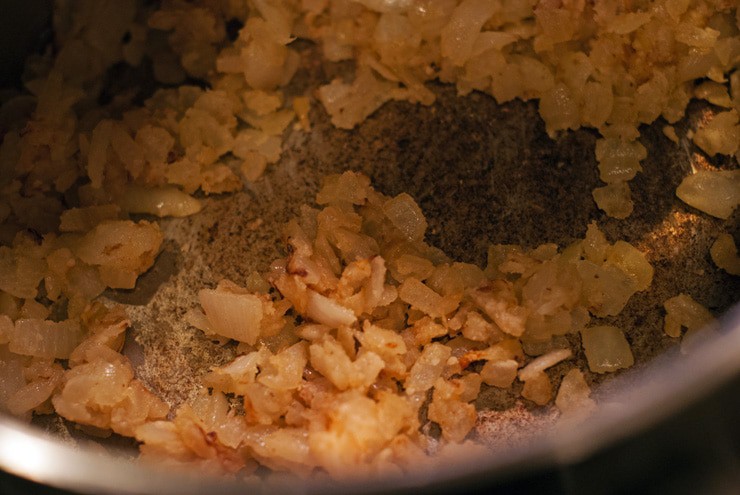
[126,171,656,476]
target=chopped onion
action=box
[480,359,518,388]
[676,170,740,219]
[316,171,371,206]
[440,0,498,66]
[520,370,551,406]
[360,256,390,312]
[118,185,202,218]
[0,248,46,299]
[459,339,523,368]
[7,367,63,416]
[316,67,396,129]
[0,347,26,414]
[259,428,313,470]
[87,120,113,189]
[382,193,428,242]
[9,319,85,359]
[663,293,715,338]
[405,343,451,395]
[204,351,268,395]
[428,378,477,442]
[399,278,458,318]
[199,283,264,344]
[305,290,357,328]
[190,391,247,449]
[59,204,121,232]
[606,241,653,292]
[0,315,12,344]
[518,348,573,381]
[592,182,633,219]
[309,337,383,390]
[692,110,739,156]
[110,122,146,178]
[581,326,634,373]
[468,283,527,337]
[576,261,635,317]
[76,220,163,289]
[710,234,740,276]
[258,342,308,390]
[555,368,596,419]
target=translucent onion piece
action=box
[59,204,121,232]
[710,234,740,276]
[606,241,653,292]
[190,391,248,449]
[692,110,739,156]
[0,248,46,299]
[581,326,634,373]
[0,315,12,344]
[76,220,163,289]
[520,370,551,405]
[382,193,428,242]
[676,170,740,219]
[405,343,451,395]
[118,185,202,218]
[9,319,85,359]
[258,342,308,391]
[480,359,518,388]
[518,348,573,382]
[592,182,633,219]
[663,293,716,338]
[306,290,357,328]
[309,337,384,391]
[316,171,371,206]
[399,278,458,318]
[199,284,264,344]
[7,365,63,416]
[0,347,26,414]
[440,0,498,66]
[555,368,596,420]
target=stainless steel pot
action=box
[1,1,738,493]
